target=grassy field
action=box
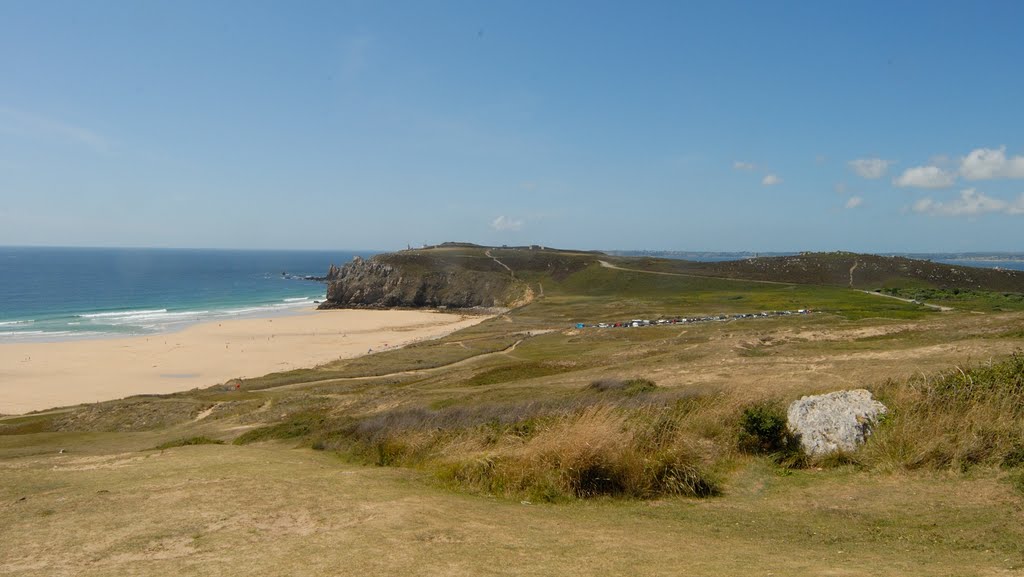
[3,247,1024,575]
[2,439,1022,576]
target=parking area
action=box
[573,309,812,329]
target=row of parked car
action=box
[574,309,811,329]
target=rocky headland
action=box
[317,252,528,310]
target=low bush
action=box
[586,378,658,395]
[736,400,800,460]
[150,436,225,450]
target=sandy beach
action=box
[0,308,488,415]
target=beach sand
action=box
[0,309,489,415]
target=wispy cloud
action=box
[844,196,864,209]
[959,146,1024,180]
[0,106,109,153]
[848,157,892,179]
[912,189,1024,217]
[490,215,523,231]
[893,165,956,189]
[733,160,756,171]
[761,174,782,186]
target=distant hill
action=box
[656,252,1024,291]
[319,246,1024,310]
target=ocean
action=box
[0,247,369,342]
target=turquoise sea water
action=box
[0,247,368,342]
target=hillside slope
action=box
[652,252,1024,291]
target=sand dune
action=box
[0,309,488,415]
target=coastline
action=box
[0,307,490,415]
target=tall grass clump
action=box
[438,404,721,501]
[863,352,1024,471]
[315,393,730,501]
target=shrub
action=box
[150,436,224,450]
[737,400,794,454]
[586,378,657,395]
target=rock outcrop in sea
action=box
[787,389,888,457]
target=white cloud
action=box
[911,188,1024,217]
[848,157,892,179]
[490,215,523,231]
[733,161,756,171]
[844,196,864,209]
[959,146,1024,180]
[893,165,956,189]
[761,174,782,186]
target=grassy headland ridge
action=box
[3,243,1024,575]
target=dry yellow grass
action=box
[2,440,1022,576]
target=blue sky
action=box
[2,1,1023,252]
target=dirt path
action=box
[192,403,222,422]
[485,250,514,278]
[597,260,794,286]
[860,290,953,311]
[256,337,533,392]
[848,260,859,287]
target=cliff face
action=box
[318,255,524,310]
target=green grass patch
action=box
[882,287,1024,312]
[0,415,56,435]
[464,361,579,387]
[232,412,329,445]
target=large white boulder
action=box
[787,389,887,457]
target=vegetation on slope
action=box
[652,251,1024,292]
[225,352,1024,501]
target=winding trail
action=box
[859,290,953,312]
[848,260,859,287]
[485,250,514,278]
[253,333,556,392]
